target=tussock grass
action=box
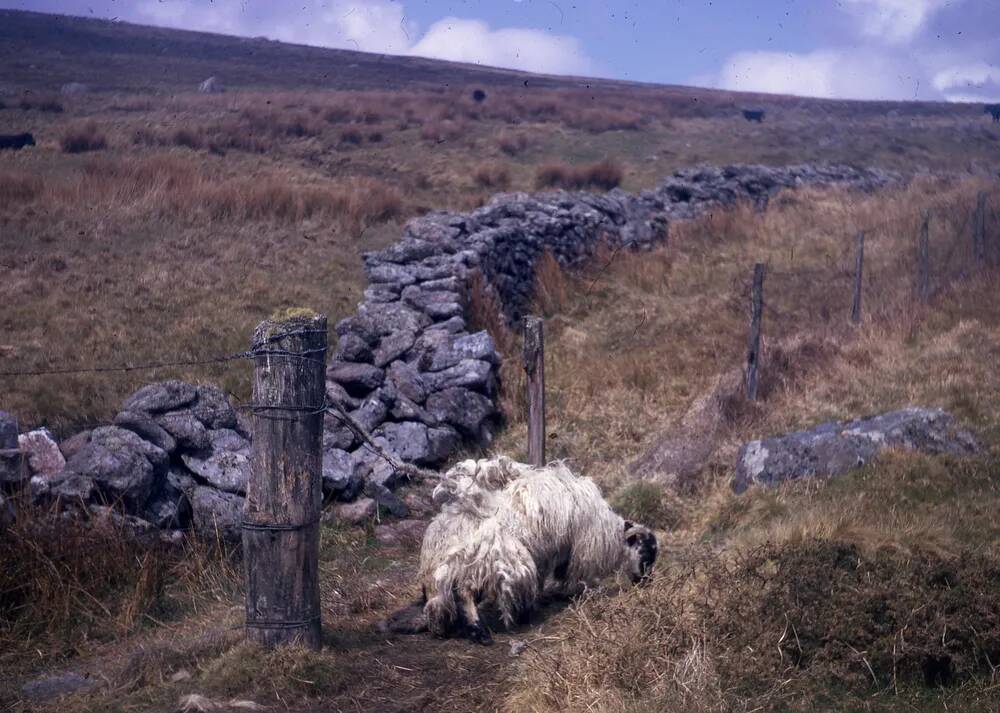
[535,158,624,191]
[60,120,107,153]
[0,497,239,671]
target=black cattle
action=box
[0,132,36,150]
[471,88,487,103]
[985,104,1000,123]
[742,109,765,123]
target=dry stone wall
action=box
[6,164,896,539]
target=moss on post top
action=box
[270,306,319,322]
[254,308,326,344]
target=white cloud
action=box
[133,1,591,76]
[137,0,413,55]
[932,62,1000,101]
[841,0,954,45]
[407,17,592,75]
[716,49,926,101]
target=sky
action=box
[3,0,999,102]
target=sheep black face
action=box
[624,522,658,583]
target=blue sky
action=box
[4,0,999,101]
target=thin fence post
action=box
[918,210,931,303]
[523,315,545,467]
[851,231,865,324]
[244,311,327,650]
[745,263,765,402]
[974,191,987,264]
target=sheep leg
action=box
[457,590,493,646]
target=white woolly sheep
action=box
[418,457,658,645]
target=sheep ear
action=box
[624,520,634,532]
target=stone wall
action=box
[6,163,896,538]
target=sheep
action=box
[985,104,1000,123]
[418,457,658,645]
[742,109,765,123]
[0,133,36,150]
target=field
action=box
[2,9,1000,713]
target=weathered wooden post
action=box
[974,191,987,264]
[745,263,765,401]
[244,310,327,650]
[523,315,545,467]
[851,231,865,324]
[918,210,931,303]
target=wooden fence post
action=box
[745,263,765,402]
[851,231,865,324]
[918,210,931,303]
[974,191,987,264]
[244,311,327,650]
[523,315,545,467]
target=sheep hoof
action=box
[468,624,494,646]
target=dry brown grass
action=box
[60,120,107,153]
[491,177,1000,711]
[0,497,240,672]
[473,162,511,190]
[535,158,624,191]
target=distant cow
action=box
[742,109,765,123]
[0,133,35,150]
[472,88,487,103]
[986,104,1000,123]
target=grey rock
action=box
[189,485,243,541]
[425,331,499,371]
[357,301,431,336]
[368,263,417,286]
[327,361,384,397]
[191,385,238,430]
[122,380,197,414]
[375,519,427,545]
[350,396,389,434]
[326,380,362,411]
[363,285,402,303]
[391,395,435,424]
[58,430,92,460]
[733,407,978,493]
[18,428,66,479]
[423,359,494,394]
[334,333,373,363]
[146,492,191,529]
[351,439,400,490]
[386,361,427,404]
[63,427,167,511]
[374,421,438,465]
[155,410,210,451]
[181,448,250,495]
[373,330,416,368]
[328,497,376,526]
[426,315,467,334]
[425,388,497,445]
[114,410,177,454]
[34,472,97,505]
[323,447,364,501]
[323,417,357,451]
[207,428,250,453]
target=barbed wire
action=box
[0,328,328,380]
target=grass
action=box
[535,158,625,190]
[3,18,1000,707]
